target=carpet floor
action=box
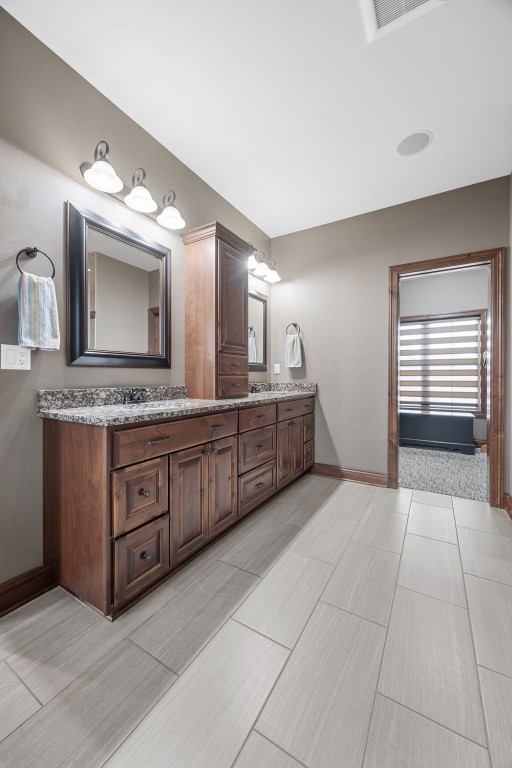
[399,446,488,502]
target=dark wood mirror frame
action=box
[67,202,171,368]
[248,289,268,372]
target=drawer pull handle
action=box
[230,363,241,368]
[256,415,264,420]
[303,404,311,409]
[255,482,265,489]
[141,551,151,561]
[285,407,293,412]
[148,436,171,446]
[256,444,264,450]
[210,424,224,430]
[139,489,150,498]
[231,383,241,388]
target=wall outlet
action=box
[274,363,281,375]
[1,344,32,370]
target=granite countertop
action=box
[38,386,317,427]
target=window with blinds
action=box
[399,311,486,415]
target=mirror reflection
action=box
[86,228,162,355]
[248,290,267,370]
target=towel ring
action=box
[286,322,301,334]
[248,325,256,337]
[16,247,56,279]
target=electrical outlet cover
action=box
[1,344,31,370]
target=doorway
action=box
[388,248,505,508]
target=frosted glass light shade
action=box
[157,204,186,229]
[247,253,258,270]
[253,260,270,277]
[84,159,123,193]
[264,268,281,283]
[125,184,158,213]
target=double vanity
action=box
[40,385,316,619]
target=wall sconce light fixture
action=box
[81,141,186,230]
[249,249,282,282]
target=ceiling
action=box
[2,0,512,237]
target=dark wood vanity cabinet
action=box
[45,395,315,619]
[182,222,252,399]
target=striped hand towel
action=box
[18,273,60,350]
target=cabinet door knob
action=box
[139,489,150,497]
[141,551,151,561]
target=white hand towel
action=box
[18,273,60,350]
[248,335,257,363]
[285,332,302,368]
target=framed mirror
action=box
[248,289,267,371]
[67,202,171,367]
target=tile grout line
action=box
[455,512,493,762]
[378,692,490,752]
[3,657,44,708]
[358,491,411,768]
[252,730,310,767]
[230,618,292,652]
[457,524,512,540]
[477,662,512,684]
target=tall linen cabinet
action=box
[182,222,252,399]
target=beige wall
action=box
[0,10,270,583]
[270,178,510,479]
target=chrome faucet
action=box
[123,387,149,405]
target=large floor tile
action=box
[479,666,512,768]
[352,508,407,554]
[318,482,376,522]
[221,520,300,576]
[321,541,399,626]
[105,621,288,768]
[289,506,357,564]
[378,587,486,745]
[283,494,328,528]
[257,601,386,768]
[7,578,179,704]
[0,661,40,741]
[458,527,512,586]
[0,640,175,767]
[367,486,412,515]
[407,502,457,544]
[234,551,332,648]
[465,575,512,678]
[412,489,453,508]
[363,694,490,768]
[130,560,259,672]
[0,588,77,663]
[234,732,303,768]
[398,534,466,607]
[453,497,512,537]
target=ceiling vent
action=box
[359,0,446,42]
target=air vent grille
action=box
[374,0,430,28]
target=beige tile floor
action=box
[1,475,511,767]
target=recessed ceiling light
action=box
[397,131,434,156]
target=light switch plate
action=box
[274,363,281,374]
[1,344,31,370]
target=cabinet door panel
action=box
[209,436,238,537]
[217,240,248,355]
[277,419,292,490]
[114,516,170,607]
[170,445,209,564]
[291,417,305,479]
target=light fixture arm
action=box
[93,140,110,162]
[162,190,177,207]
[131,168,147,188]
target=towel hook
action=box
[16,247,56,279]
[248,325,256,337]
[286,322,301,335]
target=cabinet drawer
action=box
[239,460,277,517]
[277,397,314,422]
[304,439,314,470]
[217,353,248,375]
[239,425,276,474]
[217,375,249,399]
[239,404,277,432]
[112,457,168,536]
[113,516,170,606]
[304,413,315,442]
[112,411,238,468]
